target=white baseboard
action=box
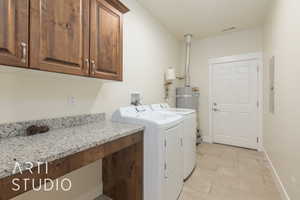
[76,186,102,200]
[263,148,290,200]
[202,136,212,143]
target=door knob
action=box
[213,108,220,112]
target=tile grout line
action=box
[185,144,283,200]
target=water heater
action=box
[176,34,201,143]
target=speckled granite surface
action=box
[0,116,144,179]
[0,113,105,139]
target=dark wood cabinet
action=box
[0,0,129,80]
[30,0,90,76]
[90,0,125,81]
[0,0,29,68]
[0,132,143,200]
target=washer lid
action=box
[138,112,183,125]
[113,106,183,127]
[151,104,164,111]
[165,108,196,115]
[151,103,196,115]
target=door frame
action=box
[208,52,263,151]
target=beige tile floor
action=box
[182,143,282,200]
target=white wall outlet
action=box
[68,96,76,105]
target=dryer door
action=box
[163,123,184,200]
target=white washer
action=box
[151,103,197,180]
[112,105,184,200]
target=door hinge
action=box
[164,140,167,147]
[257,65,259,72]
[164,163,167,170]
[257,137,259,143]
[257,101,259,108]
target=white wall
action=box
[0,0,180,199]
[178,28,263,140]
[263,0,300,199]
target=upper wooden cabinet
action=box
[0,0,129,80]
[0,0,29,68]
[90,0,124,81]
[30,0,90,76]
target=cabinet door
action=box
[0,0,29,68]
[30,0,90,76]
[90,0,123,81]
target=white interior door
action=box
[211,59,259,149]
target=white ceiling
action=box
[137,0,271,39]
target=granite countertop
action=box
[0,115,144,179]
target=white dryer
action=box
[151,103,197,180]
[112,105,184,200]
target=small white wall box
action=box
[131,92,141,106]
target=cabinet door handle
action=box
[91,60,96,75]
[85,59,90,74]
[20,43,27,63]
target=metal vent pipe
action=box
[184,34,192,87]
